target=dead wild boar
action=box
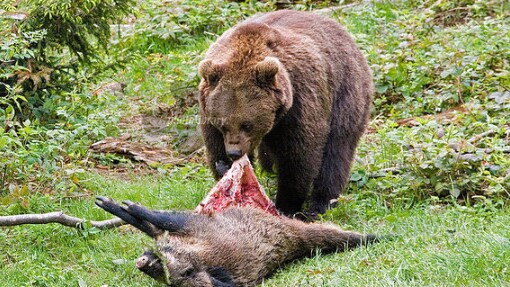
[95,197,381,287]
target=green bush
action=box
[1,0,135,115]
[116,0,274,54]
[338,0,510,202]
[0,0,135,202]
[333,0,509,117]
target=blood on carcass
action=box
[195,155,279,216]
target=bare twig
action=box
[0,212,125,230]
[468,130,497,143]
[368,167,403,178]
[314,3,359,16]
[0,165,6,190]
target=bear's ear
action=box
[199,59,223,86]
[254,57,279,87]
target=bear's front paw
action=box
[292,211,319,222]
[215,160,232,177]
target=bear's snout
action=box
[226,149,243,160]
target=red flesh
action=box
[195,155,279,217]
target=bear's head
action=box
[198,55,292,159]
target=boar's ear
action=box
[254,57,280,87]
[199,59,223,86]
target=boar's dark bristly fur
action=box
[96,197,381,287]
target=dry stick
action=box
[0,212,125,230]
[368,167,403,178]
[468,130,496,143]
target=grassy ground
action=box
[1,0,510,286]
[264,205,510,287]
[1,169,212,287]
[2,171,509,286]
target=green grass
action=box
[0,167,214,287]
[1,0,510,286]
[2,172,509,286]
[264,203,510,287]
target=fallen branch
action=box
[468,130,497,144]
[89,134,186,166]
[0,212,125,230]
[365,167,404,179]
[366,106,468,134]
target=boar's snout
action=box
[136,251,166,283]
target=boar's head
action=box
[95,197,236,287]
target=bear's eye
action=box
[240,122,253,133]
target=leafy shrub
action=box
[333,0,510,117]
[350,87,510,203]
[330,0,510,202]
[0,0,135,203]
[1,0,135,116]
[116,0,274,54]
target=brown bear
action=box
[198,10,373,215]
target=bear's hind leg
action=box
[275,159,315,215]
[310,76,371,214]
[310,131,358,214]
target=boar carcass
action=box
[95,156,380,286]
[195,154,279,216]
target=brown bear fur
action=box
[198,10,373,215]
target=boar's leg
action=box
[122,200,190,233]
[301,224,383,254]
[95,196,160,237]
